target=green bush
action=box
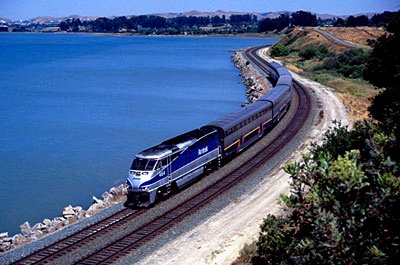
[299,45,318,60]
[316,45,330,59]
[270,44,290,57]
[299,45,330,60]
[320,48,369,78]
[252,121,400,264]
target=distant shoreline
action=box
[1,31,279,38]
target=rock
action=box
[73,206,83,213]
[86,201,104,215]
[109,186,118,195]
[0,241,12,252]
[110,184,128,196]
[0,232,8,240]
[55,216,65,222]
[12,234,25,245]
[76,210,86,219]
[31,230,43,239]
[102,191,110,200]
[1,237,12,243]
[105,193,115,203]
[63,214,74,219]
[231,50,269,103]
[47,227,57,233]
[52,217,65,227]
[92,196,103,204]
[121,184,128,195]
[62,205,75,217]
[49,217,66,231]
[43,218,52,226]
[20,221,31,236]
[32,223,46,231]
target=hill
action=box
[4,10,381,25]
[267,27,387,121]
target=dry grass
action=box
[320,26,387,48]
[285,63,303,74]
[279,27,350,52]
[268,26,385,122]
[337,92,373,121]
[232,242,257,265]
[302,71,379,121]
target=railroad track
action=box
[12,208,146,264]
[12,46,313,265]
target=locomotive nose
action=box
[127,173,140,189]
[126,179,133,189]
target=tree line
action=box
[59,14,258,34]
[258,10,399,33]
[333,11,398,27]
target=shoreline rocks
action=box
[231,50,270,103]
[0,183,128,254]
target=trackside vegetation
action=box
[251,121,399,264]
[234,12,400,265]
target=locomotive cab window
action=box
[156,157,169,170]
[131,158,157,171]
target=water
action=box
[0,33,276,235]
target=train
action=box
[125,58,292,207]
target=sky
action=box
[1,0,399,20]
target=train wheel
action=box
[171,182,179,194]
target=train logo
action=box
[198,146,208,156]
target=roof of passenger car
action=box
[205,100,272,132]
[136,127,215,159]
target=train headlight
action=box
[142,172,148,175]
[141,186,148,191]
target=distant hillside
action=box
[6,10,380,25]
[0,17,12,23]
[151,10,288,20]
[28,15,99,24]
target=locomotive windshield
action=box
[130,158,157,171]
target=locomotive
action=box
[125,59,292,207]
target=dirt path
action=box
[135,48,350,265]
[313,27,359,48]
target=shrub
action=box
[252,122,400,264]
[320,48,369,78]
[270,44,290,57]
[323,56,340,70]
[316,45,330,59]
[299,45,330,60]
[299,46,318,60]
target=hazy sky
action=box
[1,0,399,20]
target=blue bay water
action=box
[0,33,276,235]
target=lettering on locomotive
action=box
[198,146,208,156]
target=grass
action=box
[298,67,379,121]
[265,28,380,121]
[303,70,377,98]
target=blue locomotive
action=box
[126,60,292,207]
